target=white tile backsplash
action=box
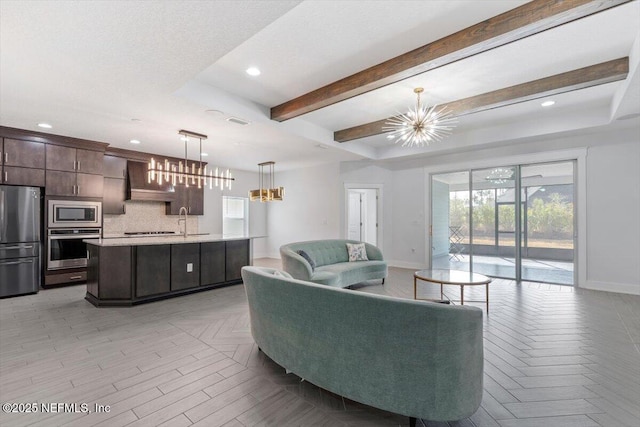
[103,201,198,235]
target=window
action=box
[222,196,248,237]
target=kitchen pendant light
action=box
[147,130,233,190]
[249,161,284,202]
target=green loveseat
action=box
[241,266,484,425]
[280,239,387,287]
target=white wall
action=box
[198,169,268,257]
[585,141,640,294]
[265,163,342,258]
[389,168,427,268]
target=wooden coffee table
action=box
[414,269,492,312]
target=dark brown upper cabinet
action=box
[1,138,46,186]
[103,177,126,214]
[102,155,127,214]
[2,138,45,168]
[103,155,127,179]
[166,185,204,216]
[46,145,104,175]
[45,144,104,197]
[46,170,103,197]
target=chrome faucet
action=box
[178,206,188,237]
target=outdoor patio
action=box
[433,254,574,285]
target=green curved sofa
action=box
[280,239,387,287]
[241,266,484,424]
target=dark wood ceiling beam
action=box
[270,0,632,122]
[334,57,629,142]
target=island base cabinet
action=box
[201,242,225,286]
[86,239,251,306]
[136,245,170,297]
[171,244,200,291]
[87,245,132,300]
[226,240,250,282]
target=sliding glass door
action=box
[431,161,575,285]
[470,166,517,279]
[520,162,574,284]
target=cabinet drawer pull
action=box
[3,245,33,250]
[4,171,7,182]
[77,160,81,170]
[4,152,7,163]
[69,275,83,280]
[77,185,80,195]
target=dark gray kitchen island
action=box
[84,235,259,306]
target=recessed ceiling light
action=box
[129,139,141,144]
[131,118,141,122]
[205,109,224,115]
[200,152,208,157]
[246,67,261,76]
[386,134,395,139]
[541,100,555,107]
[37,123,52,129]
[315,144,329,149]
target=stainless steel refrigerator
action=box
[0,185,41,297]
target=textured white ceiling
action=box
[0,0,638,172]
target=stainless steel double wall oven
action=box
[47,199,101,270]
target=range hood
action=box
[126,161,175,202]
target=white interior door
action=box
[347,191,362,241]
[362,189,377,246]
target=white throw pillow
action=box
[346,242,369,262]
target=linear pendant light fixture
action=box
[249,161,284,202]
[148,130,234,190]
[383,87,457,147]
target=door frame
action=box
[344,183,383,250]
[425,148,586,287]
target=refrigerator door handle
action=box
[0,259,34,266]
[3,245,34,250]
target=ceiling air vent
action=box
[226,117,250,126]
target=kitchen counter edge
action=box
[85,235,265,247]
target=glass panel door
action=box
[520,161,575,284]
[470,167,517,279]
[430,161,575,285]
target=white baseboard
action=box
[387,260,427,270]
[581,280,640,296]
[257,251,281,260]
[252,251,270,259]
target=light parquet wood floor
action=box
[0,259,638,426]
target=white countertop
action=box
[85,234,264,247]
